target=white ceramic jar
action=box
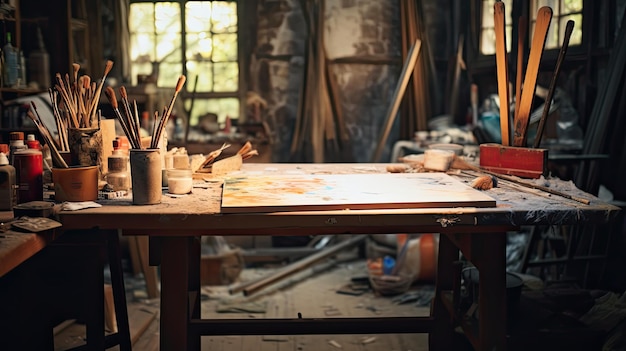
[166,168,193,194]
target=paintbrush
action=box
[533,20,575,148]
[26,106,68,168]
[55,73,79,128]
[87,60,114,123]
[105,86,140,149]
[151,75,186,149]
[471,175,498,190]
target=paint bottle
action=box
[105,139,130,191]
[13,148,43,204]
[383,256,396,275]
[0,152,17,210]
[3,32,18,87]
[26,134,41,150]
[9,131,27,165]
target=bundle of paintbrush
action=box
[52,61,114,132]
[105,75,186,150]
[27,60,115,168]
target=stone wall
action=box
[251,0,402,162]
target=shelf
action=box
[0,88,43,94]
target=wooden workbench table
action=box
[0,229,55,279]
[56,163,620,351]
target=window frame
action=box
[128,0,247,127]
[469,0,591,74]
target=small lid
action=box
[0,152,8,165]
[26,134,36,141]
[9,131,24,141]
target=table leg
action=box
[160,236,190,351]
[473,233,507,351]
[429,233,459,350]
[84,230,106,350]
[107,230,132,351]
[188,236,201,349]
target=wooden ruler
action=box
[513,6,552,147]
[494,1,510,146]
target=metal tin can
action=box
[13,148,43,204]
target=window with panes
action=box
[129,0,239,131]
[479,0,583,55]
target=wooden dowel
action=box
[515,16,526,121]
[533,20,574,148]
[494,1,510,146]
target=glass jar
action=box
[105,150,130,191]
[166,168,192,195]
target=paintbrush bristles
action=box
[471,175,495,190]
[176,75,186,92]
[82,75,90,89]
[105,86,118,108]
[104,60,113,76]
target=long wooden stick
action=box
[515,16,526,121]
[371,39,421,162]
[513,6,552,147]
[241,235,366,296]
[494,1,510,146]
[533,20,574,148]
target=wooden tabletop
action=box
[55,163,620,236]
[0,229,55,278]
